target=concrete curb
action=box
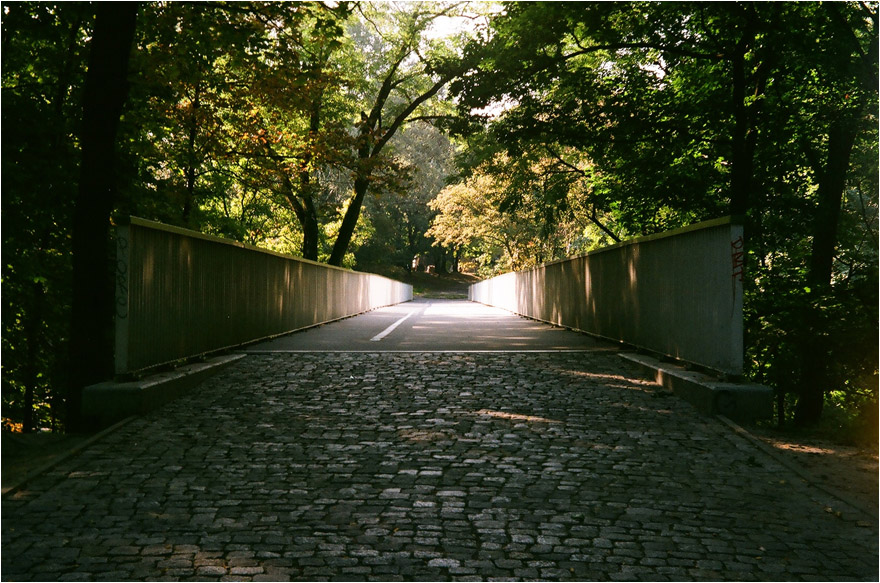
[2,416,135,499]
[82,353,246,427]
[620,352,772,424]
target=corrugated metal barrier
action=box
[115,217,413,374]
[469,217,745,376]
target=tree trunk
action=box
[728,35,751,217]
[325,55,454,268]
[301,196,320,261]
[182,82,201,225]
[794,118,859,426]
[22,280,45,433]
[279,172,319,262]
[299,100,323,261]
[328,175,369,267]
[68,2,138,432]
[728,5,773,218]
[807,122,858,288]
[51,5,86,152]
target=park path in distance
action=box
[2,299,877,581]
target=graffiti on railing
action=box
[115,230,129,319]
[731,235,745,282]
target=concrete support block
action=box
[82,354,246,427]
[620,353,772,424]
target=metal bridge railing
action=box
[114,217,412,375]
[470,217,744,376]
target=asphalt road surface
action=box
[244,298,613,353]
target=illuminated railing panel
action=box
[115,217,412,374]
[470,218,744,375]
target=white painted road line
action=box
[370,310,416,342]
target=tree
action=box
[327,1,473,266]
[775,2,878,424]
[356,122,455,271]
[2,2,92,431]
[227,2,355,260]
[68,2,139,431]
[446,1,878,427]
[427,152,608,275]
[121,2,353,260]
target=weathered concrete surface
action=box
[82,354,247,427]
[3,352,877,581]
[620,353,772,424]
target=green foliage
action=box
[2,1,465,431]
[2,2,93,431]
[450,2,734,237]
[438,1,879,430]
[427,147,621,276]
[6,0,873,435]
[119,1,358,256]
[356,123,455,271]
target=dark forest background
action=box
[2,2,877,442]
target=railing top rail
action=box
[514,215,743,274]
[119,215,401,282]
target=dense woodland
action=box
[2,2,877,441]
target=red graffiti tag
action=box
[731,236,745,282]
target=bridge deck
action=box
[244,298,613,352]
[2,301,877,581]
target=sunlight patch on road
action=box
[475,409,561,424]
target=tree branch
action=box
[407,114,457,124]
[589,207,621,243]
[563,41,724,62]
[543,145,588,177]
[372,73,456,155]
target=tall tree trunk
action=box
[328,174,369,266]
[68,2,138,432]
[299,95,324,261]
[301,195,320,261]
[728,4,773,219]
[795,118,859,426]
[271,148,320,261]
[22,280,45,433]
[182,82,202,225]
[729,35,752,217]
[51,5,86,152]
[326,63,453,267]
[807,122,858,288]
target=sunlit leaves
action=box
[445,1,878,428]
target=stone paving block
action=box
[2,352,878,581]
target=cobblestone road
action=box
[3,352,877,581]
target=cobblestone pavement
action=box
[3,352,877,581]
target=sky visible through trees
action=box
[2,2,877,437]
